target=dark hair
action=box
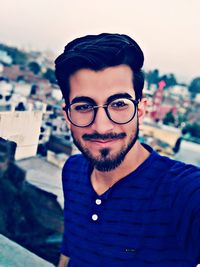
[55,33,144,105]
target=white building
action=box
[0,50,12,65]
[0,110,43,160]
[14,82,32,97]
[169,85,190,98]
[52,87,63,101]
[195,93,200,103]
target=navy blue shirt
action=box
[61,145,200,267]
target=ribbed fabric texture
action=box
[61,144,200,267]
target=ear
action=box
[137,97,147,125]
[62,103,71,130]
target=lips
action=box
[90,139,115,143]
[87,138,120,147]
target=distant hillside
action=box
[0,43,28,66]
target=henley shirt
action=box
[61,144,200,267]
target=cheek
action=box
[70,126,87,140]
[125,118,138,134]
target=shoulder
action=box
[148,150,200,199]
[165,160,200,257]
[167,159,200,188]
[62,153,90,184]
[169,160,200,205]
[152,150,200,183]
[158,156,200,218]
[62,153,89,172]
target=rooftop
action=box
[17,156,64,207]
[0,235,54,267]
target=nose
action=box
[90,107,114,134]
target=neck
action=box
[91,141,150,195]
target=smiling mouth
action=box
[91,139,114,143]
[88,139,121,146]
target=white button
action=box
[95,199,102,205]
[92,214,98,221]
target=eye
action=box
[72,103,94,113]
[110,99,129,109]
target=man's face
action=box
[67,65,146,172]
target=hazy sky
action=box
[1,0,200,83]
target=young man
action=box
[55,33,200,267]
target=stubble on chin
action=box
[72,131,139,172]
[70,116,139,172]
[100,148,110,158]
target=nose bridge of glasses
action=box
[91,103,114,132]
[93,103,112,122]
[92,103,112,125]
[93,104,108,110]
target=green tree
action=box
[166,74,177,87]
[163,111,175,125]
[43,68,57,84]
[182,122,200,139]
[146,70,177,89]
[176,112,187,127]
[28,61,41,75]
[146,69,159,87]
[159,74,177,88]
[0,43,28,66]
[188,77,200,98]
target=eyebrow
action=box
[71,96,96,104]
[107,93,133,103]
[71,93,134,105]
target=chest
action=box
[64,183,188,266]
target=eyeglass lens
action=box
[67,98,137,127]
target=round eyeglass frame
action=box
[63,98,140,128]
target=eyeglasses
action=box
[63,97,139,128]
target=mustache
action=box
[82,132,126,141]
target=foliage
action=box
[146,69,177,89]
[0,43,28,66]
[188,77,200,97]
[163,111,175,125]
[43,68,57,84]
[160,74,177,88]
[28,61,41,75]
[176,112,187,127]
[146,69,159,86]
[182,122,200,139]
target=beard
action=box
[71,120,139,172]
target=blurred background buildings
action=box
[0,42,200,265]
[0,1,200,265]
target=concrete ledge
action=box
[0,235,54,267]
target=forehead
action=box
[69,65,136,102]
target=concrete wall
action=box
[0,110,43,160]
[0,234,54,267]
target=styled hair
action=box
[55,33,144,105]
